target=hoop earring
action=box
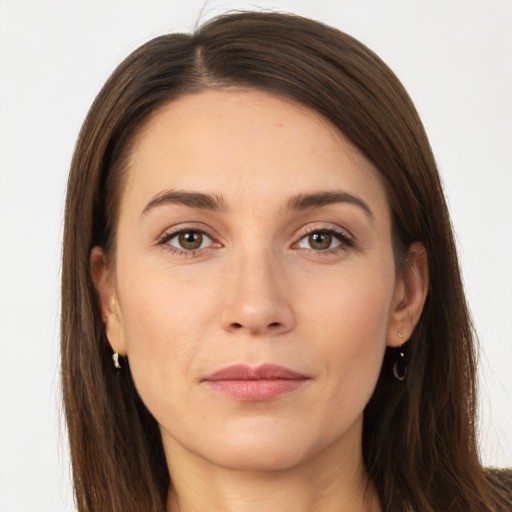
[392,344,407,381]
[112,352,121,369]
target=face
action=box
[97,89,409,473]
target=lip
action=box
[202,364,310,402]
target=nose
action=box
[220,249,295,336]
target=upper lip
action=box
[203,363,309,381]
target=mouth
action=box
[202,363,310,402]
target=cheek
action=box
[297,266,394,401]
[115,263,221,416]
[301,263,394,346]
[119,259,217,342]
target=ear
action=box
[90,246,127,355]
[387,242,429,347]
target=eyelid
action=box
[295,223,353,241]
[156,222,216,241]
[292,223,354,252]
[156,223,223,253]
[154,222,354,257]
[166,230,214,250]
[296,232,342,250]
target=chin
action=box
[184,422,326,472]
[206,441,310,472]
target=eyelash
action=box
[293,226,354,256]
[156,225,354,258]
[156,226,219,258]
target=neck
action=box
[164,422,381,512]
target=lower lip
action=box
[205,379,307,401]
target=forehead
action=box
[122,89,388,218]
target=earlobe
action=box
[387,242,429,347]
[90,247,127,355]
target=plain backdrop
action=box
[0,1,511,510]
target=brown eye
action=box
[163,230,214,252]
[177,231,203,250]
[297,230,346,251]
[308,232,332,250]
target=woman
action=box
[61,11,512,512]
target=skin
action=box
[92,89,428,512]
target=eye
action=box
[163,230,214,251]
[296,229,351,251]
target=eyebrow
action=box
[287,191,374,220]
[142,190,227,216]
[141,188,373,220]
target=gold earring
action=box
[397,330,404,339]
[112,352,121,369]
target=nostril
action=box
[229,321,282,332]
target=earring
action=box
[392,344,407,381]
[112,352,121,369]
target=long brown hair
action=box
[61,11,511,511]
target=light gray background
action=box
[0,1,511,510]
